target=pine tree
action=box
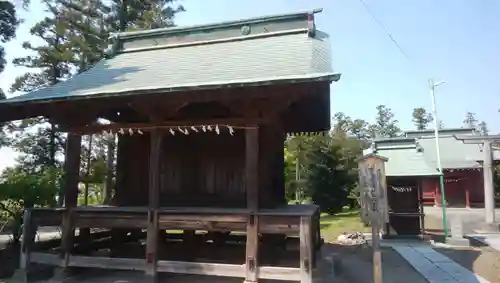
[0,1,21,146]
[412,107,433,130]
[50,0,185,203]
[370,105,401,138]
[8,2,77,207]
[463,112,478,129]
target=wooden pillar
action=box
[51,133,81,282]
[145,131,162,282]
[483,141,496,224]
[245,127,259,283]
[417,179,425,237]
[465,185,471,209]
[11,209,35,282]
[434,181,440,206]
[299,216,313,283]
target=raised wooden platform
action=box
[18,204,321,283]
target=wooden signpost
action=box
[358,153,389,283]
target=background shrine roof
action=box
[364,128,500,177]
[1,8,340,106]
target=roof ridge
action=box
[118,28,309,55]
[111,8,323,40]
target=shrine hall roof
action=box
[364,128,500,177]
[1,9,340,106]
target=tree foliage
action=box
[0,0,21,147]
[412,107,433,130]
[0,167,60,241]
[463,112,478,129]
[0,0,186,239]
[462,112,488,135]
[369,105,401,138]
[284,131,363,214]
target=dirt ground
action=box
[435,244,500,283]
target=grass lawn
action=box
[320,210,371,243]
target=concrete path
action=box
[425,207,500,234]
[389,243,490,283]
[469,233,500,252]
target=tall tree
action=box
[477,121,488,136]
[0,1,21,146]
[332,112,371,140]
[51,0,185,203]
[463,112,478,129]
[0,1,20,81]
[412,107,433,130]
[370,105,401,138]
[10,2,75,174]
[438,120,445,129]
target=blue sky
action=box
[0,0,499,169]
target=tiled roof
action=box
[364,140,439,177]
[1,9,339,105]
[367,131,500,177]
[418,136,482,169]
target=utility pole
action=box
[429,78,449,238]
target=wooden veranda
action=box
[2,9,340,283]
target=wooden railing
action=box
[16,205,322,283]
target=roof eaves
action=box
[111,8,323,40]
[405,127,475,135]
[373,137,416,143]
[0,72,341,107]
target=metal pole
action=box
[483,140,495,224]
[429,78,449,238]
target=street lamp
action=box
[429,78,449,238]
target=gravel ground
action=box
[435,245,500,283]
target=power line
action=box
[358,0,421,77]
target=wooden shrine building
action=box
[364,128,500,236]
[0,9,340,283]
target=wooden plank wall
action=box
[115,125,286,208]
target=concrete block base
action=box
[10,270,28,283]
[47,267,74,283]
[475,222,500,233]
[445,237,471,247]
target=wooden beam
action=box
[31,252,62,266]
[51,132,82,280]
[245,215,259,283]
[68,256,146,270]
[60,210,74,267]
[299,216,313,283]
[18,209,34,280]
[63,133,82,207]
[67,118,267,135]
[245,127,260,282]
[145,130,162,282]
[157,260,300,281]
[245,127,259,210]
